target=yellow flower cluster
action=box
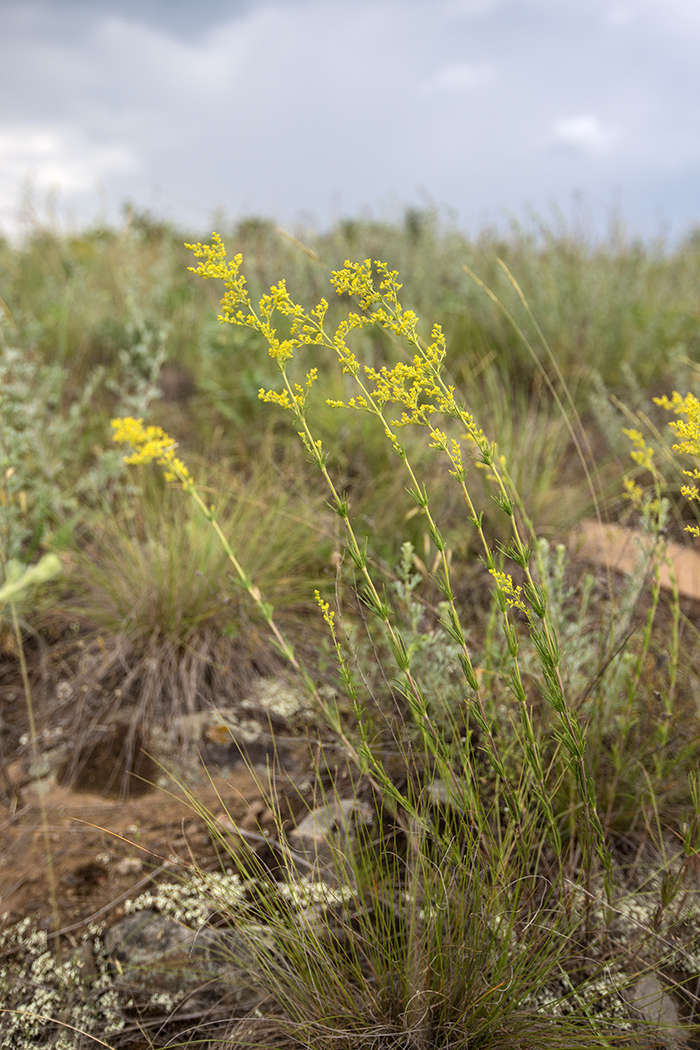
[257,370,319,411]
[187,235,333,414]
[656,391,700,535]
[621,427,662,513]
[314,590,335,631]
[330,260,420,341]
[184,237,492,495]
[622,475,645,506]
[655,392,700,458]
[622,427,655,472]
[330,259,383,311]
[489,569,527,614]
[329,324,451,430]
[111,417,193,487]
[185,233,249,321]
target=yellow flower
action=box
[657,393,700,465]
[111,417,193,488]
[258,388,293,409]
[489,569,527,614]
[622,427,655,471]
[623,476,644,506]
[656,392,700,532]
[315,590,335,630]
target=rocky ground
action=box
[3,526,700,1047]
[0,675,332,931]
[0,670,364,1047]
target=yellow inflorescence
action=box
[489,569,528,614]
[184,236,495,488]
[622,476,645,505]
[111,417,193,487]
[622,428,655,472]
[621,427,662,514]
[314,590,335,630]
[314,590,343,651]
[655,392,700,458]
[656,391,700,536]
[330,259,383,311]
[258,389,293,409]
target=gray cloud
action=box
[1,0,699,238]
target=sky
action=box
[1,0,700,241]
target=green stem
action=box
[11,601,62,947]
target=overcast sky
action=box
[2,0,699,241]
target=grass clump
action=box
[54,461,329,740]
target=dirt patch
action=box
[56,723,158,797]
[0,681,327,939]
[0,766,280,932]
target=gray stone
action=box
[425,777,469,809]
[289,797,373,881]
[623,974,684,1048]
[101,907,269,1012]
[104,910,223,994]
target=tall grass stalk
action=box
[0,554,62,944]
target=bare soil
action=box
[0,767,277,935]
[0,643,321,941]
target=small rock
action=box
[289,797,373,882]
[623,974,683,1047]
[114,857,143,877]
[104,910,224,995]
[103,910,260,1010]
